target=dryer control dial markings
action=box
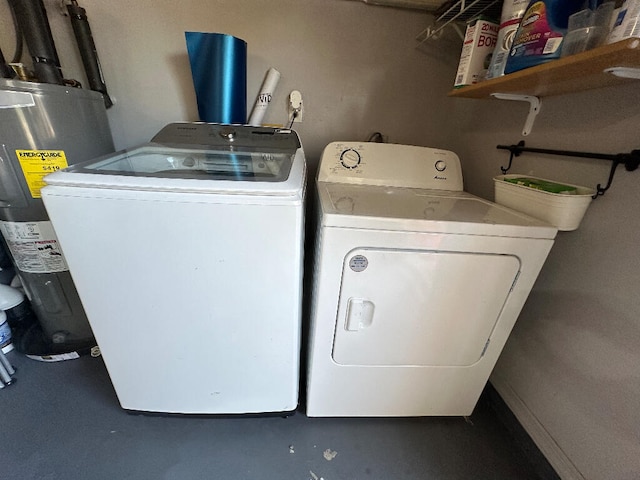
[340,149,361,169]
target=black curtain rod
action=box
[497,141,622,162]
[496,141,640,198]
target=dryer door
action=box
[332,248,521,367]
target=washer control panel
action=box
[318,142,463,191]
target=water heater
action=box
[0,78,114,354]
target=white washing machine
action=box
[41,123,306,415]
[306,142,557,417]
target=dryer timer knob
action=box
[435,160,446,172]
[340,149,361,169]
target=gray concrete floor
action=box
[2,350,542,480]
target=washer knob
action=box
[435,160,446,172]
[219,127,236,141]
[340,149,361,169]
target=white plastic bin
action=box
[494,174,595,231]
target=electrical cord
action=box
[287,110,299,129]
[367,132,385,143]
[286,90,302,129]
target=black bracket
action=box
[496,141,640,199]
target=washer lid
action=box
[44,144,305,196]
[318,182,557,239]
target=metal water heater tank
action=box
[0,78,114,353]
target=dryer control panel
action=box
[317,142,463,191]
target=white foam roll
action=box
[248,67,281,126]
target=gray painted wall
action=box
[0,0,460,169]
[453,84,640,480]
[2,1,638,479]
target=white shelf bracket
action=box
[490,93,541,136]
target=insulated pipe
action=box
[66,1,113,108]
[8,0,64,85]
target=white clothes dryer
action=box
[41,123,306,415]
[306,142,556,417]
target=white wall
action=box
[0,0,461,170]
[4,1,639,479]
[452,85,640,480]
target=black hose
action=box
[7,0,64,85]
[66,0,113,107]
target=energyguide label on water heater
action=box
[15,150,69,198]
[0,221,69,273]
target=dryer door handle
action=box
[345,298,375,331]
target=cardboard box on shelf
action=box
[454,18,499,87]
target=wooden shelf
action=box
[448,38,640,99]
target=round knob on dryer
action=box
[435,160,446,172]
[340,149,361,169]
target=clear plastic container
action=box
[562,3,614,56]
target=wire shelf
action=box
[416,0,501,43]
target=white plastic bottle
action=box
[486,0,529,79]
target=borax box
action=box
[454,18,499,87]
